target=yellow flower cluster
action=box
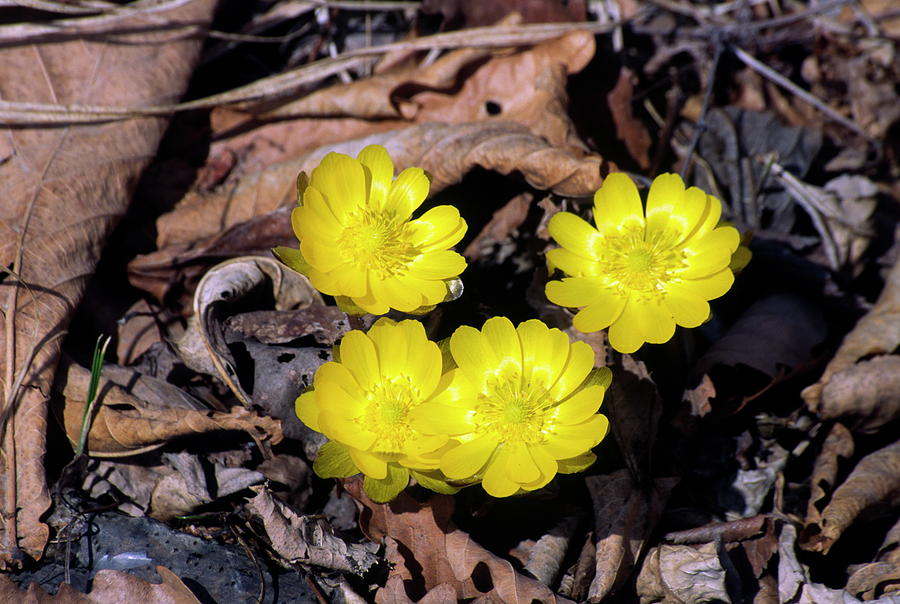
[278,147,748,501]
[297,317,610,501]
[545,172,745,353]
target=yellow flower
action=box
[545,173,741,354]
[274,145,467,315]
[296,319,457,502]
[413,317,610,498]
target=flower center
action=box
[598,227,686,296]
[362,378,421,453]
[339,209,419,278]
[471,367,553,444]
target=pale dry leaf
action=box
[846,562,900,601]
[586,470,679,602]
[0,0,216,566]
[246,487,379,574]
[658,543,730,604]
[804,422,855,528]
[803,440,900,555]
[345,478,573,603]
[54,361,282,457]
[0,565,200,603]
[803,256,900,409]
[817,355,900,434]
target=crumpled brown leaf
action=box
[586,470,678,602]
[209,29,598,180]
[804,422,855,528]
[846,515,900,600]
[801,440,900,555]
[803,257,900,426]
[129,120,612,301]
[0,565,200,603]
[53,360,282,457]
[0,0,216,566]
[635,542,730,604]
[607,66,652,169]
[343,478,573,604]
[421,0,586,28]
[246,486,379,574]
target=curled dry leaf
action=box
[421,0,586,28]
[635,543,730,604]
[804,422,855,528]
[172,256,322,405]
[246,487,379,574]
[0,0,216,566]
[846,515,900,599]
[585,470,678,602]
[803,256,900,410]
[802,440,900,555]
[343,478,573,604]
[0,565,200,603]
[54,360,282,457]
[607,66,652,169]
[605,355,663,483]
[209,29,597,181]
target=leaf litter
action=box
[2,0,900,602]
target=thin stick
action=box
[680,41,722,179]
[731,45,878,144]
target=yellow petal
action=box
[387,166,430,218]
[401,322,443,396]
[546,276,605,308]
[553,413,609,447]
[593,172,645,234]
[340,330,380,390]
[363,464,409,502]
[349,448,387,479]
[357,145,394,209]
[518,320,569,391]
[608,307,645,353]
[307,268,342,297]
[482,447,521,497]
[682,192,722,241]
[572,293,627,333]
[482,316,522,375]
[504,442,540,484]
[295,390,320,431]
[309,152,367,220]
[553,385,605,424]
[411,403,472,435]
[368,318,408,380]
[440,435,496,479]
[349,274,392,315]
[548,212,600,258]
[398,275,448,308]
[644,172,684,239]
[300,238,344,272]
[377,276,426,313]
[679,269,734,301]
[313,440,359,478]
[316,379,365,417]
[273,246,311,276]
[545,248,598,278]
[549,340,594,399]
[541,434,595,460]
[408,250,466,280]
[556,451,597,474]
[519,445,558,491]
[408,205,467,251]
[633,297,676,344]
[296,189,343,237]
[319,412,377,450]
[670,184,710,245]
[664,282,710,328]
[332,263,369,298]
[450,325,496,388]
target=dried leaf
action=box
[208,30,599,186]
[802,441,900,555]
[54,361,282,457]
[607,66,652,169]
[804,256,900,414]
[817,356,900,433]
[585,470,678,602]
[804,423,855,528]
[0,565,200,603]
[172,256,322,405]
[246,487,379,574]
[463,192,533,261]
[344,478,573,603]
[421,0,586,27]
[0,0,216,566]
[606,355,663,484]
[636,543,731,604]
